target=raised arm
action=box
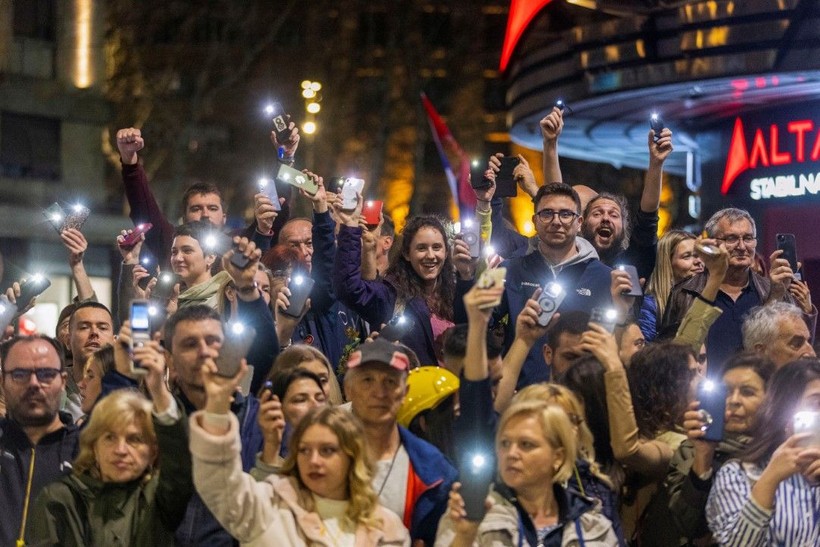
[540,106,564,184]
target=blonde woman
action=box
[514,384,624,544]
[272,344,344,405]
[28,337,192,546]
[640,230,703,341]
[190,362,409,546]
[436,399,617,546]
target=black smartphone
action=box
[697,378,726,443]
[119,223,153,249]
[617,264,642,297]
[216,322,256,378]
[129,299,151,376]
[379,314,412,342]
[282,273,315,317]
[470,163,492,191]
[257,179,282,212]
[494,156,521,199]
[590,307,618,333]
[0,295,17,334]
[537,282,566,327]
[326,177,346,194]
[461,219,481,258]
[17,275,52,311]
[270,102,292,142]
[43,203,65,234]
[776,233,800,280]
[650,113,665,143]
[460,451,494,522]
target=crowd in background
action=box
[1,104,818,547]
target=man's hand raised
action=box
[116,127,144,165]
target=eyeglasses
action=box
[714,235,757,246]
[2,368,62,385]
[535,209,578,223]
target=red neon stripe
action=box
[500,0,554,72]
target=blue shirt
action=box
[706,277,760,366]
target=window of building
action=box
[0,112,61,181]
[13,0,56,41]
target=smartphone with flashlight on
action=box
[282,273,315,317]
[151,271,177,302]
[590,307,618,333]
[17,274,52,311]
[215,322,256,378]
[341,178,365,210]
[697,377,726,443]
[460,450,495,521]
[257,178,282,212]
[794,411,820,448]
[650,113,665,143]
[276,163,319,196]
[362,200,383,229]
[537,282,565,327]
[476,268,506,309]
[129,299,151,376]
[63,203,90,231]
[43,203,66,234]
[460,219,481,259]
[269,102,292,143]
[119,223,153,249]
[616,264,642,297]
[379,314,412,342]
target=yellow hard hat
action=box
[398,366,460,428]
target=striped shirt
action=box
[706,459,820,546]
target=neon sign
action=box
[722,117,820,200]
[500,0,554,72]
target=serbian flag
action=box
[420,92,476,219]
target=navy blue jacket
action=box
[0,414,79,547]
[333,224,439,365]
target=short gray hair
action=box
[742,302,804,351]
[704,208,756,238]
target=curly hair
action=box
[384,215,456,321]
[280,406,382,530]
[627,342,695,438]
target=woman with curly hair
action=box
[579,325,697,544]
[333,211,456,365]
[190,361,410,546]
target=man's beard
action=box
[582,224,625,264]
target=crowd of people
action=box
[1,104,818,546]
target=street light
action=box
[303,121,317,134]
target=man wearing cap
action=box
[344,338,457,546]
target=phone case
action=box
[326,177,346,194]
[477,268,507,309]
[460,453,495,522]
[258,179,282,211]
[216,324,257,378]
[276,163,318,195]
[229,241,252,270]
[270,103,291,141]
[43,203,65,233]
[282,275,315,317]
[152,272,177,302]
[650,115,665,142]
[341,178,365,210]
[63,205,90,231]
[617,265,642,297]
[776,233,799,276]
[537,283,566,327]
[461,221,481,258]
[470,164,492,190]
[120,223,153,248]
[362,200,383,227]
[129,299,152,376]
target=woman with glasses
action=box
[27,337,193,546]
[190,362,409,546]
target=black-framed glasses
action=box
[715,235,756,246]
[2,368,62,385]
[535,209,578,223]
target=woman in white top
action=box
[190,360,409,546]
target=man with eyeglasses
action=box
[492,182,613,386]
[662,207,816,366]
[0,335,79,547]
